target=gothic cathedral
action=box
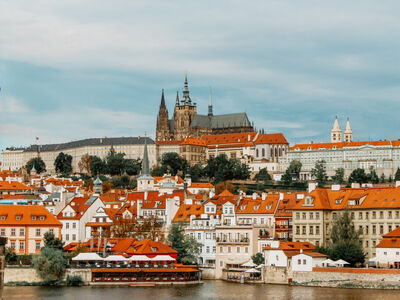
[156,75,254,141]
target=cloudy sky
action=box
[1,1,400,150]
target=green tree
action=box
[311,161,328,186]
[380,173,386,183]
[124,158,141,175]
[105,147,126,175]
[348,168,367,184]
[395,168,400,181]
[331,168,345,184]
[54,152,73,175]
[26,157,46,174]
[159,152,189,176]
[389,175,393,183]
[251,252,264,265]
[367,166,379,184]
[327,211,365,267]
[90,155,105,175]
[254,168,272,182]
[203,154,250,184]
[44,232,64,251]
[33,247,67,282]
[167,223,201,264]
[281,160,302,185]
[5,247,17,264]
[190,162,204,182]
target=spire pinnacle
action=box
[175,91,179,106]
[208,86,213,117]
[182,73,191,105]
[141,137,150,176]
[160,89,166,108]
[345,118,352,133]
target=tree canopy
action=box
[54,152,73,175]
[348,168,368,184]
[78,154,91,176]
[254,168,272,183]
[331,168,345,184]
[251,252,264,265]
[26,157,46,174]
[204,154,250,184]
[281,160,302,185]
[44,232,64,251]
[167,223,201,264]
[395,168,400,182]
[33,247,68,282]
[311,160,328,186]
[90,155,105,176]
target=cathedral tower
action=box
[156,89,171,141]
[344,118,353,142]
[173,74,197,140]
[331,116,342,143]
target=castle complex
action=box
[156,75,254,141]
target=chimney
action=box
[252,193,257,200]
[396,181,400,188]
[351,183,360,189]
[144,191,148,201]
[262,192,267,201]
[308,182,317,193]
[300,249,303,254]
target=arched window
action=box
[279,148,282,156]
[262,148,265,157]
[256,149,259,157]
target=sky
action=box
[1,1,400,150]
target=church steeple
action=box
[181,73,192,105]
[208,87,213,117]
[137,137,154,192]
[160,89,166,108]
[156,89,170,141]
[331,116,342,143]
[175,91,179,106]
[344,118,353,142]
[141,139,150,176]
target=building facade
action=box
[1,137,157,174]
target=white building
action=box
[284,117,400,180]
[1,136,157,173]
[375,227,400,268]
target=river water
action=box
[3,281,400,300]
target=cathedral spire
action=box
[160,89,166,108]
[141,138,150,176]
[175,91,179,106]
[344,117,353,142]
[331,116,342,143]
[182,73,191,105]
[208,86,213,117]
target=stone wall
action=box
[200,267,215,280]
[263,266,291,285]
[293,268,400,289]
[4,268,91,284]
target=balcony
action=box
[275,225,290,231]
[216,237,250,245]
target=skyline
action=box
[2,1,400,149]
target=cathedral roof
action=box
[190,113,251,129]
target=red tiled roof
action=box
[0,205,61,226]
[173,204,204,222]
[290,140,399,151]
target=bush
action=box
[66,275,84,286]
[33,247,68,282]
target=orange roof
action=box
[181,137,206,146]
[126,191,185,210]
[266,241,315,251]
[111,239,177,256]
[236,196,279,215]
[254,133,288,145]
[0,181,32,191]
[275,193,301,218]
[0,205,61,226]
[377,226,400,248]
[189,182,214,189]
[153,175,184,184]
[290,140,399,151]
[283,250,327,258]
[57,196,92,220]
[292,186,400,211]
[382,227,400,238]
[173,204,204,222]
[203,132,257,146]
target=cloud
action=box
[0,96,29,113]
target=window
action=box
[316,212,320,220]
[72,223,76,229]
[10,242,15,250]
[366,212,369,219]
[0,216,5,221]
[316,226,320,235]
[198,233,201,239]
[302,213,306,220]
[359,212,362,220]
[0,229,4,236]
[220,247,223,253]
[19,241,24,250]
[31,216,37,221]
[19,228,24,236]
[373,225,376,235]
[206,246,210,253]
[16,216,21,221]
[66,223,69,229]
[372,211,376,219]
[220,261,224,267]
[237,247,240,253]
[302,226,306,235]
[49,229,54,234]
[11,228,16,236]
[365,226,369,235]
[380,225,384,234]
[309,212,313,220]
[213,246,216,253]
[298,259,301,264]
[36,229,41,236]
[351,212,355,219]
[309,226,314,235]
[380,211,384,219]
[35,242,40,250]
[39,216,45,221]
[66,234,69,241]
[72,234,76,241]
[303,259,306,264]
[296,212,300,219]
[296,226,300,235]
